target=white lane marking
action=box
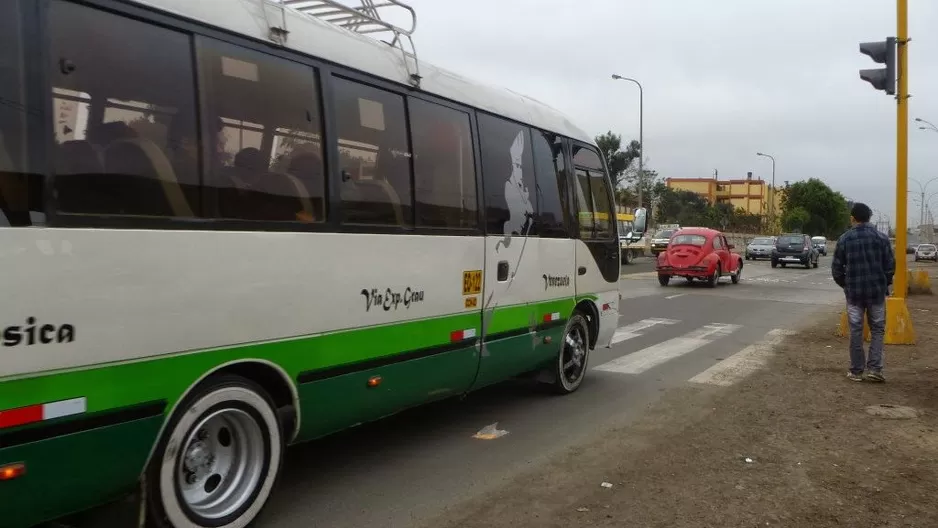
[689,328,797,386]
[610,318,679,345]
[665,293,686,300]
[595,323,742,375]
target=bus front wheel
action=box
[146,374,283,528]
[552,313,591,395]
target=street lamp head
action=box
[756,152,764,156]
[915,117,923,122]
[611,74,622,80]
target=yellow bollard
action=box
[884,295,915,344]
[838,310,871,341]
[837,296,914,344]
[908,269,932,295]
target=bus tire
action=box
[146,374,283,528]
[552,313,591,395]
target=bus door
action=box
[473,118,541,388]
[570,142,620,349]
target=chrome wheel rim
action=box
[561,322,588,388]
[177,408,266,521]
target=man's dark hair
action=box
[851,202,873,223]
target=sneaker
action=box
[866,371,886,383]
[846,372,864,382]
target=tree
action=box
[781,206,811,233]
[595,131,641,190]
[779,178,849,238]
[615,187,636,209]
[655,186,710,226]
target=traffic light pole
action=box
[885,0,915,344]
[894,0,908,299]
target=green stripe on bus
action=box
[0,296,580,415]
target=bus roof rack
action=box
[278,0,421,86]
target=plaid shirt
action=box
[832,222,895,305]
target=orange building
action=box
[665,175,782,217]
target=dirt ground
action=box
[423,291,938,528]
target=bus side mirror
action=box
[633,207,648,237]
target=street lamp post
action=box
[756,152,776,229]
[611,74,644,210]
[915,117,938,133]
[909,177,938,227]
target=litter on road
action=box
[472,422,508,440]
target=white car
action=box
[811,236,827,256]
[914,243,937,262]
[650,228,678,255]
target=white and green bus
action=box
[0,0,625,526]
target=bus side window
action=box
[0,0,42,227]
[408,97,478,230]
[531,130,569,238]
[197,37,325,223]
[48,0,199,219]
[477,114,537,237]
[571,144,614,240]
[331,77,413,228]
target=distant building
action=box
[665,173,782,216]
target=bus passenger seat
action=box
[54,140,104,213]
[104,138,194,217]
[350,179,404,226]
[279,173,315,222]
[287,152,325,220]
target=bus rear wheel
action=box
[552,313,591,394]
[146,374,283,528]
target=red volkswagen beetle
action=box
[655,227,744,287]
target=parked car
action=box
[907,243,919,255]
[811,236,827,256]
[656,227,744,287]
[771,233,820,269]
[914,243,937,262]
[650,228,678,255]
[745,236,776,260]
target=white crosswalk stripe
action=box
[609,318,679,345]
[595,322,742,375]
[689,328,796,386]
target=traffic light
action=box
[859,37,896,95]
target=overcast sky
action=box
[385,0,938,228]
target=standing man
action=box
[832,202,895,382]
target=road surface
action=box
[57,255,847,528]
[261,256,844,527]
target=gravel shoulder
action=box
[421,292,938,528]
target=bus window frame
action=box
[37,0,591,241]
[568,139,616,242]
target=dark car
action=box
[771,233,819,269]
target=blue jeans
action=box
[846,301,886,374]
